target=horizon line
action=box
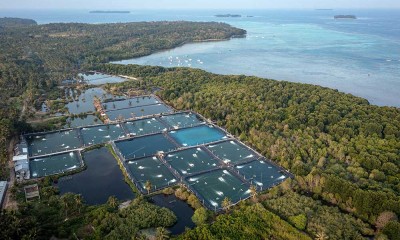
[1,7,400,11]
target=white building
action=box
[0,181,7,208]
[13,146,30,180]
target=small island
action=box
[334,15,357,19]
[90,10,130,14]
[215,14,242,18]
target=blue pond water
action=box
[186,169,250,210]
[207,140,258,164]
[169,125,227,147]
[124,118,168,136]
[165,147,220,176]
[160,112,205,129]
[30,151,82,178]
[126,156,177,193]
[115,133,177,160]
[235,160,287,190]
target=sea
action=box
[1,9,399,107]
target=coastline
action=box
[110,34,246,63]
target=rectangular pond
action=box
[30,151,82,178]
[115,133,177,160]
[126,156,177,193]
[207,140,259,164]
[235,160,288,190]
[66,87,121,115]
[106,103,173,121]
[26,130,82,157]
[169,125,227,147]
[186,169,250,210]
[102,96,160,110]
[58,147,134,205]
[64,115,101,129]
[79,72,127,85]
[81,124,126,146]
[165,147,220,176]
[160,112,205,129]
[124,118,168,136]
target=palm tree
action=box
[315,231,329,240]
[156,227,170,240]
[117,114,124,122]
[107,196,119,209]
[145,180,152,194]
[60,195,70,218]
[249,185,257,199]
[221,197,232,213]
[74,194,83,214]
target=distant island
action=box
[246,15,254,18]
[215,14,241,18]
[0,17,37,27]
[316,9,333,11]
[334,15,357,19]
[89,10,130,14]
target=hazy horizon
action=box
[1,0,400,10]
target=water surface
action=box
[58,147,135,204]
[150,194,195,235]
[170,125,227,147]
[1,9,398,106]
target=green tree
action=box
[156,227,170,240]
[107,196,119,209]
[74,194,83,214]
[192,207,209,226]
[249,185,257,199]
[315,231,329,240]
[382,221,400,240]
[288,214,307,230]
[145,180,152,194]
[221,197,232,213]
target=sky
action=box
[1,0,399,10]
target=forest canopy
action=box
[98,64,400,237]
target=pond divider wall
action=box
[23,95,292,209]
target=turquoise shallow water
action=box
[170,125,227,147]
[1,9,398,106]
